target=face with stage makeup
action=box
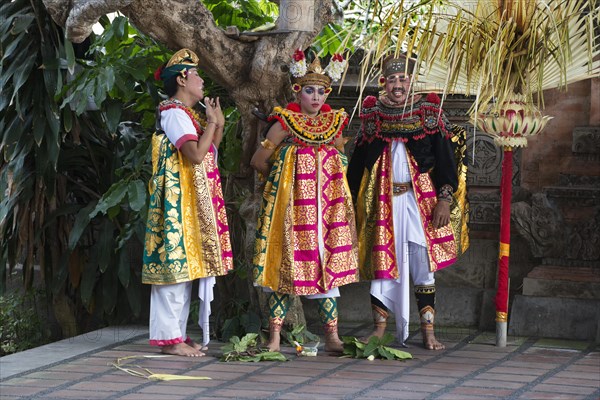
[384,72,413,104]
[297,84,328,116]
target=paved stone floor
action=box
[1,322,599,400]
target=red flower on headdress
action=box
[154,65,164,81]
[293,49,305,62]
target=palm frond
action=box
[352,0,600,115]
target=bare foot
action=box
[422,329,445,350]
[324,332,344,353]
[161,343,205,357]
[324,338,344,353]
[360,326,386,343]
[265,330,281,352]
[186,339,208,352]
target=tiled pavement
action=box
[1,323,599,400]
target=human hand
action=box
[214,97,225,128]
[432,200,451,229]
[204,96,218,125]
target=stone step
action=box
[509,294,600,341]
[522,265,600,299]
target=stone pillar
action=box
[278,0,314,31]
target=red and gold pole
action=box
[495,146,513,346]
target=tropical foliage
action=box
[0,290,52,355]
[1,0,170,335]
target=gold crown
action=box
[166,48,199,68]
[293,57,332,88]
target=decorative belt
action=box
[392,182,412,195]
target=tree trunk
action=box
[41,0,336,332]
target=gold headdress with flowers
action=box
[290,49,347,92]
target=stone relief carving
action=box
[512,193,564,259]
[572,126,600,156]
[465,133,522,187]
[467,191,500,226]
[512,192,600,264]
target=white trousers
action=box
[370,242,434,346]
[149,277,215,346]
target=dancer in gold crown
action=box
[251,50,359,353]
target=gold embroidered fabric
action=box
[142,117,232,284]
[253,144,359,295]
[355,144,458,279]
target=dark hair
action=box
[163,75,179,97]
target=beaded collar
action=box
[359,93,450,144]
[268,102,348,147]
[158,98,206,135]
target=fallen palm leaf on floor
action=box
[341,334,412,360]
[111,355,211,381]
[220,333,287,362]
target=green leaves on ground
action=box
[220,333,287,362]
[282,324,320,346]
[342,334,412,360]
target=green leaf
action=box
[89,180,128,219]
[9,50,36,98]
[68,203,96,249]
[33,112,46,146]
[102,264,118,314]
[363,336,379,357]
[104,100,122,133]
[256,352,287,362]
[45,99,60,139]
[100,66,116,93]
[96,220,114,273]
[63,107,73,132]
[11,15,35,34]
[379,332,396,347]
[378,346,395,360]
[80,259,97,310]
[64,37,76,75]
[117,248,130,287]
[93,80,107,109]
[239,333,258,349]
[113,16,127,40]
[127,180,146,212]
[383,346,412,360]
